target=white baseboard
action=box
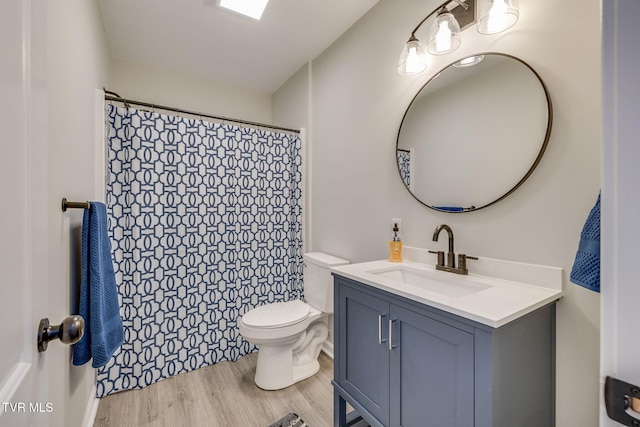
[321,340,334,359]
[82,385,99,427]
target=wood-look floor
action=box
[94,352,334,427]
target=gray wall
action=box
[110,57,273,125]
[273,0,601,425]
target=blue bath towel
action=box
[570,194,600,292]
[73,202,124,367]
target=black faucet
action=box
[432,224,455,268]
[430,224,477,275]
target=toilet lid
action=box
[242,300,310,329]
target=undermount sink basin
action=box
[368,265,492,297]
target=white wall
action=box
[272,63,312,245]
[47,1,111,426]
[110,57,272,125]
[272,63,310,129]
[273,0,602,425]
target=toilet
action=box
[239,252,349,390]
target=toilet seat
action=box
[242,300,310,329]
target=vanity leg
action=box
[334,389,347,427]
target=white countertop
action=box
[331,258,563,328]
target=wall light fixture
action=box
[398,0,519,76]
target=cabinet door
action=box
[337,283,391,425]
[389,305,474,427]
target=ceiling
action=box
[98,0,380,94]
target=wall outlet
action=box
[391,218,402,236]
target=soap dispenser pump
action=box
[388,223,403,262]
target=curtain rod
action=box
[103,91,300,135]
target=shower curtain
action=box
[397,149,411,189]
[96,104,303,397]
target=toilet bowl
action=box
[238,252,349,390]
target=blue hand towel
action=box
[570,194,600,292]
[73,202,124,367]
[434,206,464,212]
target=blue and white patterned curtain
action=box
[397,149,411,189]
[96,104,303,397]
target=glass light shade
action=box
[427,10,461,55]
[477,0,519,34]
[453,55,485,67]
[398,39,427,75]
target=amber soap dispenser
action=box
[388,223,403,262]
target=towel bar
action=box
[61,198,90,211]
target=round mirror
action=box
[396,53,552,212]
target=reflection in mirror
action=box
[396,53,552,212]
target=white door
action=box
[0,1,49,426]
[601,0,640,425]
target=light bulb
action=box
[427,9,461,55]
[435,21,453,53]
[398,39,427,75]
[486,0,508,33]
[477,0,519,34]
[405,46,425,74]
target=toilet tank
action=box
[303,252,350,313]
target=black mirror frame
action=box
[395,52,553,213]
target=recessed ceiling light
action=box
[218,0,269,20]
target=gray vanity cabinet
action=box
[336,283,391,424]
[389,303,474,427]
[333,274,556,427]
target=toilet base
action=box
[255,348,321,390]
[293,360,321,384]
[252,319,328,390]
